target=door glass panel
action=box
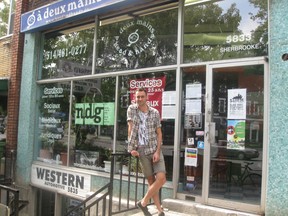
[179,66,206,195]
[209,65,263,205]
[117,71,176,181]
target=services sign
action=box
[129,76,166,118]
[31,164,91,198]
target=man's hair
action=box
[135,87,147,95]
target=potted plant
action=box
[120,154,130,175]
[103,148,121,173]
[103,148,112,172]
[129,156,143,176]
[53,141,68,165]
[120,154,143,176]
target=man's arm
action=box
[127,120,139,156]
[156,127,162,153]
[153,127,162,163]
[127,120,133,140]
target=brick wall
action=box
[5,0,57,159]
[28,0,57,10]
[0,36,12,77]
[6,0,29,155]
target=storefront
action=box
[19,0,268,215]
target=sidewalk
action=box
[123,205,195,216]
[161,199,261,216]
[125,199,261,216]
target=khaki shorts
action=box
[138,150,166,178]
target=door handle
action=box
[205,123,210,142]
[205,122,216,144]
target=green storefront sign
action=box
[75,103,115,125]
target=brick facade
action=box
[28,0,57,10]
[6,0,29,154]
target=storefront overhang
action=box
[0,79,8,92]
[21,0,178,33]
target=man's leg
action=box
[141,172,166,213]
[146,175,162,213]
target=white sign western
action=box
[31,164,91,198]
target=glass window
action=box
[36,72,177,175]
[179,66,206,195]
[183,0,268,63]
[96,9,178,72]
[37,78,117,170]
[209,64,264,204]
[41,27,94,79]
[0,0,15,37]
[71,77,116,171]
[37,82,70,165]
[116,71,176,181]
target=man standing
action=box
[127,87,166,216]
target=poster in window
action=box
[186,83,202,99]
[162,91,176,119]
[227,89,247,119]
[75,103,115,125]
[129,76,166,118]
[227,120,246,150]
[184,147,198,167]
[184,113,202,129]
[185,99,201,114]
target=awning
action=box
[21,0,177,33]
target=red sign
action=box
[129,76,166,118]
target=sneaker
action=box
[137,201,152,216]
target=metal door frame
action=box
[201,58,268,214]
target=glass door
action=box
[205,61,266,210]
[179,66,206,198]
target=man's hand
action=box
[153,151,160,163]
[131,150,139,157]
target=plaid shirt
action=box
[127,104,161,155]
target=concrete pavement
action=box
[125,199,261,216]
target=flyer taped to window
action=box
[184,148,198,167]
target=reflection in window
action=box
[179,66,206,195]
[42,27,94,79]
[0,0,15,36]
[183,0,268,63]
[209,65,264,204]
[97,9,177,72]
[117,71,176,180]
[71,78,116,171]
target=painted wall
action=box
[17,33,40,184]
[267,0,288,215]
